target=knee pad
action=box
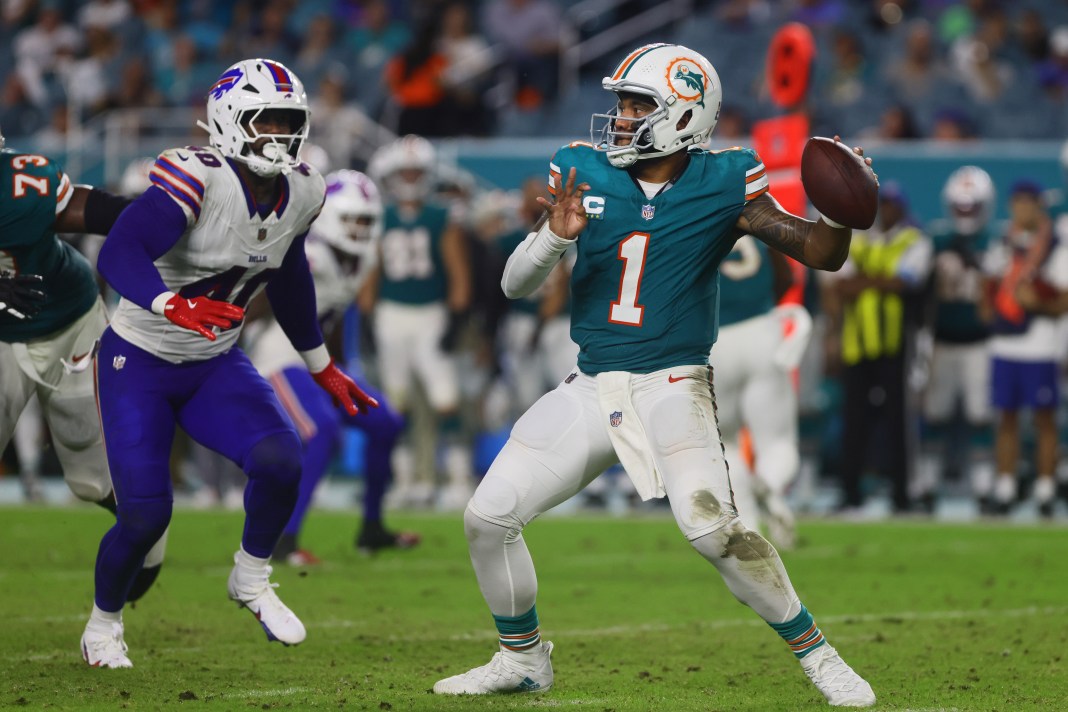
[464,501,519,545]
[243,430,303,491]
[468,474,523,528]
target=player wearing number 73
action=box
[80,59,377,668]
[435,43,877,707]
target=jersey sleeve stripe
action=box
[745,184,769,202]
[55,173,73,215]
[745,163,766,177]
[150,174,201,218]
[155,157,205,197]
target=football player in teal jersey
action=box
[916,166,996,512]
[709,236,810,549]
[364,135,474,510]
[0,125,167,602]
[434,44,877,707]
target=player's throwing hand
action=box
[162,294,245,341]
[536,167,591,240]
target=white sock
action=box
[1034,476,1055,503]
[234,546,270,572]
[91,604,122,625]
[994,474,1017,503]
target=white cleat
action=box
[801,644,876,707]
[81,620,133,669]
[433,641,554,695]
[227,563,306,646]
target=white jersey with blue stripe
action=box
[109,145,325,363]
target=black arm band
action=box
[83,188,133,236]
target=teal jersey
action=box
[556,143,767,374]
[0,148,98,342]
[930,227,991,344]
[378,202,450,305]
[717,234,775,327]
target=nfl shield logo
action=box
[564,372,578,384]
[641,204,655,220]
[113,355,126,371]
[609,411,623,428]
[257,228,268,242]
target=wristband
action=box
[299,343,331,373]
[151,291,176,315]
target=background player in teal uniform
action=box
[434,43,877,707]
[0,125,166,602]
[709,235,810,548]
[916,166,996,512]
[364,135,474,510]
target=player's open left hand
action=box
[0,271,46,320]
[163,294,245,341]
[312,359,379,416]
[536,166,591,240]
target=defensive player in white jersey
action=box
[80,59,377,668]
[249,169,417,560]
[709,236,811,548]
[363,135,475,509]
[434,43,876,706]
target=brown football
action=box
[800,136,879,229]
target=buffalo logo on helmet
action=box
[209,68,243,100]
[668,59,707,107]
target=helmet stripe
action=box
[613,44,668,80]
[263,61,293,91]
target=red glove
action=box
[163,294,245,341]
[312,360,379,416]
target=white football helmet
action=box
[368,134,437,202]
[942,165,994,236]
[592,43,723,168]
[315,170,383,258]
[197,58,309,177]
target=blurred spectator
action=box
[861,104,921,140]
[882,20,955,106]
[979,181,1068,517]
[790,0,848,28]
[31,103,71,155]
[13,1,81,108]
[346,0,410,105]
[292,13,347,93]
[1037,26,1068,100]
[951,12,1014,104]
[0,72,45,140]
[1015,9,1050,64]
[62,27,123,115]
[383,15,449,136]
[930,108,974,141]
[438,1,496,136]
[822,182,933,513]
[156,34,215,107]
[483,0,562,108]
[239,0,297,67]
[823,30,870,109]
[716,105,750,141]
[310,72,376,165]
[78,0,131,32]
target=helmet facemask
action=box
[234,106,309,177]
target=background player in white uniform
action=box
[363,135,475,509]
[249,169,416,560]
[80,59,376,668]
[434,43,876,707]
[709,236,811,548]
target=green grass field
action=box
[2,506,1066,711]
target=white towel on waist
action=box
[596,370,664,501]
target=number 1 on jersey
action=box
[609,231,649,326]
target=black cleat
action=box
[356,522,421,555]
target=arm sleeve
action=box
[96,186,187,311]
[266,232,325,352]
[501,225,572,299]
[82,187,132,236]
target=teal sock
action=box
[494,606,540,652]
[768,604,826,659]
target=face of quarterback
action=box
[611,93,657,147]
